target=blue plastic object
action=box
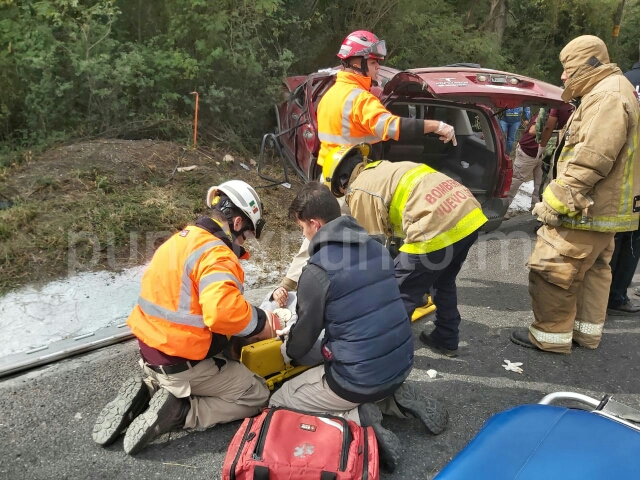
[436,404,640,479]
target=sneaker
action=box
[358,403,401,473]
[633,287,640,298]
[607,301,640,316]
[123,388,190,455]
[92,377,151,447]
[419,330,458,357]
[393,383,448,435]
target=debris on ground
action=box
[223,154,235,162]
[426,369,438,379]
[176,165,198,172]
[502,359,524,374]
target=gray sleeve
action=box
[286,264,329,361]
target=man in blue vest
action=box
[269,182,448,473]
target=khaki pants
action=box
[140,356,270,429]
[282,196,351,289]
[269,366,407,425]
[527,225,615,353]
[507,145,543,209]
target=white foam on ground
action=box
[508,180,534,213]
[0,259,282,358]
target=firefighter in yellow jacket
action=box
[510,35,640,354]
[324,143,488,357]
[273,30,456,305]
[92,180,282,455]
[316,29,456,169]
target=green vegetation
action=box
[0,0,638,292]
[0,0,638,151]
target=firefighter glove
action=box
[532,201,563,227]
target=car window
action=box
[292,85,306,108]
[466,111,484,133]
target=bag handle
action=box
[253,466,269,480]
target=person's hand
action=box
[255,310,283,341]
[522,119,530,128]
[532,202,562,227]
[435,121,457,146]
[272,286,288,307]
[534,145,545,162]
[280,340,293,365]
[276,323,293,338]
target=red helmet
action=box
[337,30,387,61]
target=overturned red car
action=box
[264,64,565,231]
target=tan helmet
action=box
[322,143,372,197]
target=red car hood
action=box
[380,67,565,109]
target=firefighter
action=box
[92,180,282,455]
[273,30,457,305]
[324,143,488,357]
[510,35,640,354]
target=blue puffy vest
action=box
[309,237,414,402]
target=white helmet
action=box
[206,180,265,238]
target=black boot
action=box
[358,403,401,473]
[510,328,540,350]
[393,382,449,435]
[123,388,190,455]
[92,376,151,447]
[419,330,458,357]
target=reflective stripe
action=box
[236,306,259,337]
[573,320,604,336]
[138,296,206,328]
[179,241,225,311]
[199,272,244,295]
[400,208,487,254]
[619,120,638,216]
[389,165,437,236]
[375,113,392,138]
[347,34,373,47]
[561,214,640,231]
[387,117,399,139]
[343,89,364,139]
[529,326,573,345]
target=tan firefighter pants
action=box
[507,145,543,209]
[527,225,615,353]
[140,356,270,429]
[269,365,408,425]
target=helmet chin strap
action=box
[342,58,368,76]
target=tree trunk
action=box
[482,0,509,45]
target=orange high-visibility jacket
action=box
[317,71,402,167]
[127,218,261,360]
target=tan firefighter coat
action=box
[345,160,487,254]
[545,35,640,232]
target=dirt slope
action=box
[0,140,303,294]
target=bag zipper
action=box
[253,407,351,471]
[230,417,255,480]
[362,427,369,480]
[253,407,278,460]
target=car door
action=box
[277,73,336,180]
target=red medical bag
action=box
[222,407,379,480]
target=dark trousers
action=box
[608,225,640,308]
[394,230,479,350]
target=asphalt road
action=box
[2,215,639,479]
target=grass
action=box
[0,139,302,294]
